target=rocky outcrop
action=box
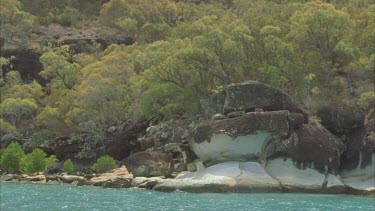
[154,162,282,193]
[224,81,308,122]
[124,151,174,177]
[89,166,133,188]
[189,111,295,163]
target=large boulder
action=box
[266,122,346,174]
[89,166,133,188]
[224,81,308,122]
[189,111,303,163]
[153,162,282,193]
[316,105,365,134]
[340,112,375,192]
[124,151,174,177]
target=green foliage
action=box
[62,159,74,173]
[0,142,25,172]
[91,155,116,173]
[20,148,57,174]
[141,83,200,120]
[0,98,38,130]
[0,118,21,137]
[358,92,375,110]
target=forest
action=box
[0,0,374,159]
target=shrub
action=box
[0,142,25,172]
[62,159,74,173]
[91,155,116,173]
[20,149,57,174]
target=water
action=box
[1,183,374,211]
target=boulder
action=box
[316,105,365,134]
[189,111,303,163]
[89,166,133,188]
[20,174,46,182]
[224,81,308,122]
[153,162,282,193]
[124,151,174,177]
[0,174,19,182]
[265,122,346,173]
[132,177,164,189]
[58,174,85,184]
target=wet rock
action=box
[224,81,308,122]
[124,151,174,177]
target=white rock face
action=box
[154,162,282,192]
[191,131,271,162]
[265,158,344,191]
[341,153,375,191]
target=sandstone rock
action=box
[124,151,174,177]
[59,174,85,184]
[154,162,282,193]
[187,163,197,172]
[224,81,308,122]
[316,105,365,134]
[20,174,46,182]
[227,111,245,118]
[89,166,133,188]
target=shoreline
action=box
[2,174,374,197]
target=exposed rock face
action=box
[340,112,375,192]
[265,158,346,193]
[316,105,365,134]
[89,166,133,188]
[58,174,85,185]
[224,81,308,122]
[132,177,164,189]
[266,122,346,173]
[154,162,282,193]
[0,49,44,84]
[124,151,174,177]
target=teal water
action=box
[1,183,374,211]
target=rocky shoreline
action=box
[2,81,374,196]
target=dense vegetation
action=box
[0,0,374,159]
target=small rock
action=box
[187,163,197,172]
[212,113,226,120]
[227,111,245,118]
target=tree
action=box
[62,159,74,173]
[289,3,353,66]
[91,155,116,172]
[40,45,81,90]
[0,142,25,172]
[0,98,38,130]
[20,148,57,174]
